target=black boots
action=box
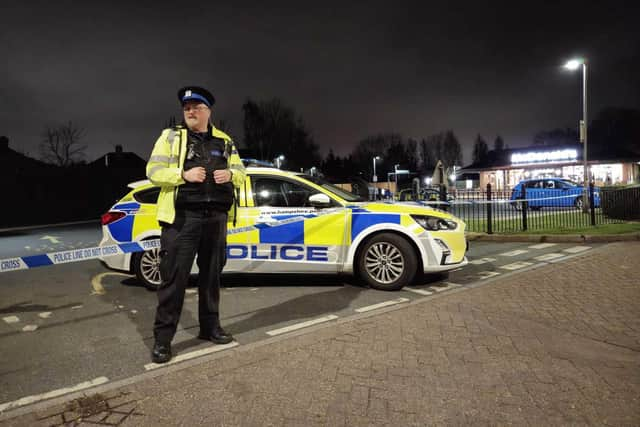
[197,326,234,344]
[151,342,172,364]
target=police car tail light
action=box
[101,211,126,225]
[411,215,457,231]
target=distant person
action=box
[146,86,246,364]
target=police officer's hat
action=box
[177,86,215,107]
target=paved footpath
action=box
[2,242,639,426]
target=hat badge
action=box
[185,90,192,96]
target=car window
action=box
[544,180,556,189]
[525,181,540,189]
[252,177,315,207]
[133,187,160,204]
[300,175,365,202]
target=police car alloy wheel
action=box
[574,197,584,209]
[133,246,162,291]
[357,233,417,291]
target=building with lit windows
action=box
[458,144,640,190]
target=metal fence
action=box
[402,184,638,234]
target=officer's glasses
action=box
[182,105,209,113]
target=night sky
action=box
[2,1,639,165]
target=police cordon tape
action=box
[0,207,348,274]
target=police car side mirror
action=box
[308,193,331,207]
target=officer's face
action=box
[182,101,211,132]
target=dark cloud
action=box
[1,1,639,164]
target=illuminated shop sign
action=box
[511,149,578,165]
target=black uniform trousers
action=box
[153,207,227,345]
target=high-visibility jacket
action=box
[146,125,246,224]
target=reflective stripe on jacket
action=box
[146,125,246,224]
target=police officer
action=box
[146,86,246,364]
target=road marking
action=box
[144,342,239,370]
[469,257,496,265]
[22,325,38,332]
[38,312,52,319]
[71,305,83,310]
[405,287,434,296]
[0,377,109,413]
[2,316,19,324]
[266,315,339,336]
[563,246,591,253]
[91,272,131,295]
[499,249,529,257]
[534,253,565,262]
[40,235,62,244]
[528,243,558,249]
[477,271,501,280]
[500,261,534,271]
[355,298,410,313]
[185,289,197,294]
[429,282,461,292]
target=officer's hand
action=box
[213,169,232,184]
[183,167,206,183]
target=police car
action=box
[99,167,468,291]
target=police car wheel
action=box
[133,248,162,291]
[357,233,417,291]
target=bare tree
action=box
[215,118,232,134]
[163,116,177,128]
[40,121,87,166]
[472,134,489,164]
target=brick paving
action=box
[2,242,639,426]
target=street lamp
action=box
[564,57,589,211]
[372,156,381,182]
[275,154,285,169]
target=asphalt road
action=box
[0,237,601,408]
[0,222,101,259]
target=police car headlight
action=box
[411,215,457,231]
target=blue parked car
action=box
[510,178,600,210]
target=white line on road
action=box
[22,325,38,332]
[38,312,52,319]
[563,246,592,253]
[430,282,462,292]
[499,249,529,257]
[534,253,566,262]
[2,316,19,324]
[144,342,239,370]
[355,298,410,313]
[469,257,497,265]
[477,271,501,279]
[528,243,558,249]
[404,287,434,296]
[266,315,339,336]
[500,261,534,270]
[0,377,109,413]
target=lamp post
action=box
[372,156,381,182]
[275,154,285,169]
[564,58,589,211]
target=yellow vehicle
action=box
[100,167,468,291]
